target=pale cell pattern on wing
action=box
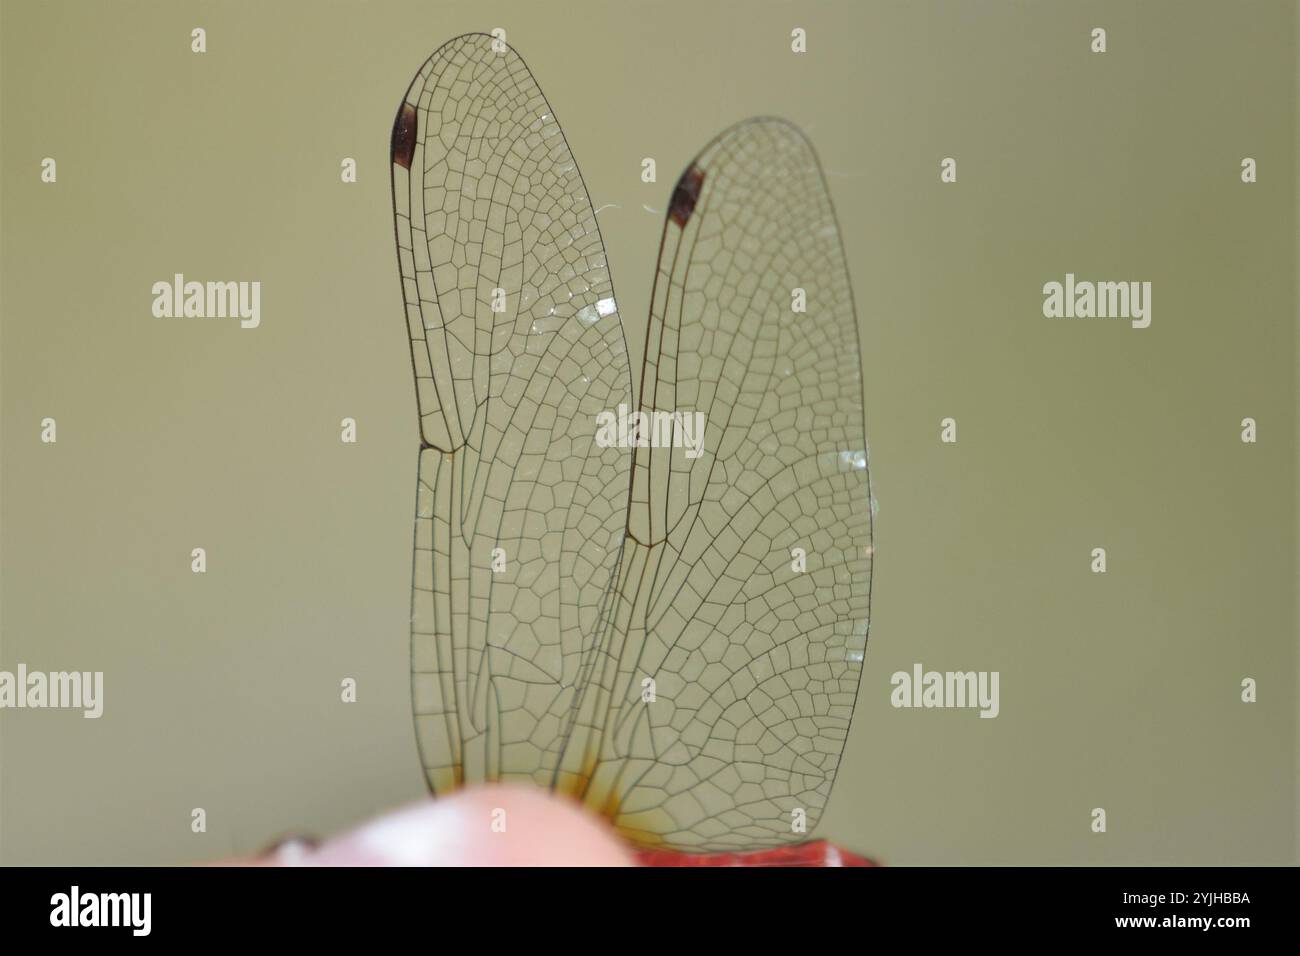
[391,35,872,852]
[559,120,872,851]
[392,35,633,792]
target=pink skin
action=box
[220,785,637,867]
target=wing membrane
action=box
[558,119,873,851]
[392,34,633,792]
[392,38,872,852]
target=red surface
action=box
[636,839,878,867]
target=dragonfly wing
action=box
[564,119,873,852]
[392,35,632,792]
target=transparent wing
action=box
[557,119,873,852]
[391,34,632,792]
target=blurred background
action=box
[1,0,1295,864]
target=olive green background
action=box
[1,0,1295,865]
